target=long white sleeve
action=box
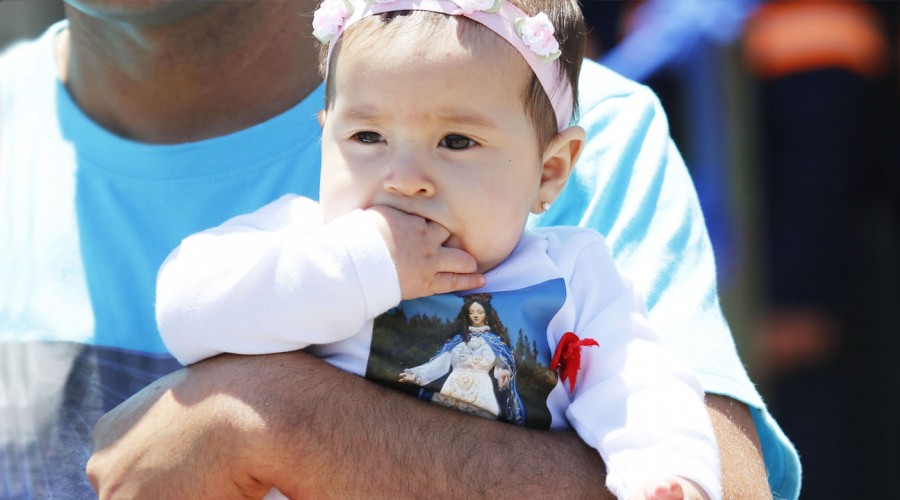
[403,351,452,385]
[550,232,721,500]
[156,195,401,366]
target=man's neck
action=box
[59,2,322,144]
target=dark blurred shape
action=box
[584,0,759,287]
[584,1,899,498]
[743,2,899,498]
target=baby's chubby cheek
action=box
[445,234,508,274]
[318,182,368,224]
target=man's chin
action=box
[65,0,225,26]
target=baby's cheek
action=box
[474,235,521,274]
[319,189,365,223]
[443,234,492,271]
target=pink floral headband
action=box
[313,0,574,131]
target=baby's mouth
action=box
[443,233,462,250]
[423,216,460,250]
[371,203,460,248]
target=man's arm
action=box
[88,351,608,498]
[88,352,770,499]
[705,394,773,499]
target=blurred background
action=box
[2,0,898,498]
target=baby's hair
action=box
[317,0,586,149]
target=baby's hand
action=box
[365,205,485,300]
[631,476,709,500]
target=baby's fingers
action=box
[430,246,484,293]
[437,246,478,273]
[430,272,486,295]
[423,219,452,245]
[397,240,484,299]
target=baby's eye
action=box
[353,131,385,144]
[440,134,477,150]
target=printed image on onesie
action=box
[366,279,565,430]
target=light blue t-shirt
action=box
[0,21,800,499]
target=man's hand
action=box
[87,366,273,499]
[364,205,485,299]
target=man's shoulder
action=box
[0,40,34,92]
[0,38,36,70]
[0,22,61,102]
[577,59,660,119]
[0,21,61,69]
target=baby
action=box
[156,1,721,498]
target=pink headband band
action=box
[313,0,574,131]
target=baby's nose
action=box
[383,155,435,197]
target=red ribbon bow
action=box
[550,331,599,394]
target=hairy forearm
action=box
[251,358,774,499]
[89,352,774,499]
[229,351,610,498]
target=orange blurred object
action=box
[756,309,841,377]
[744,0,890,79]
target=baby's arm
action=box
[158,196,484,366]
[560,236,721,500]
[157,195,399,365]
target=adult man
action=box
[0,1,798,498]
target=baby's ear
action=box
[317,109,327,128]
[533,126,585,214]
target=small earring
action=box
[541,201,551,213]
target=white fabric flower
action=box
[515,12,561,60]
[312,0,353,44]
[451,0,501,15]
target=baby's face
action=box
[320,24,544,273]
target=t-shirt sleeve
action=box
[156,194,400,365]
[533,61,800,499]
